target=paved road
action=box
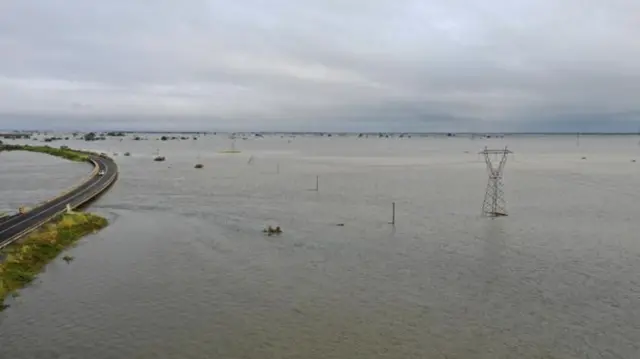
[0,155,118,248]
[0,214,19,225]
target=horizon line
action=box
[2,130,640,135]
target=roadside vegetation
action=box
[0,212,108,311]
[0,144,90,162]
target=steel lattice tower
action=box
[479,146,512,217]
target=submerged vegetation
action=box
[0,144,89,162]
[0,212,108,310]
[263,225,283,236]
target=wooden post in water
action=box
[315,175,319,191]
[391,202,396,225]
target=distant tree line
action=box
[82,132,108,141]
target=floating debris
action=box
[153,148,165,161]
[124,152,131,156]
[581,157,587,160]
[62,255,74,263]
[194,163,203,169]
[263,226,283,236]
[336,223,345,227]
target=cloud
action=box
[1,0,640,131]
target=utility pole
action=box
[390,202,396,225]
[479,146,513,217]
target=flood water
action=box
[1,134,639,358]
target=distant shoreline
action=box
[2,131,640,136]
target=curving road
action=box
[0,154,118,249]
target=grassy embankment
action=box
[0,144,89,162]
[0,144,108,311]
[0,212,107,310]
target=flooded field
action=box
[1,134,639,358]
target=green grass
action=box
[0,144,90,162]
[0,212,108,310]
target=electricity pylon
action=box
[479,146,512,217]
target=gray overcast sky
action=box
[1,0,640,131]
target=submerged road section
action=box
[0,154,118,248]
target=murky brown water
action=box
[1,135,639,358]
[0,151,90,213]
